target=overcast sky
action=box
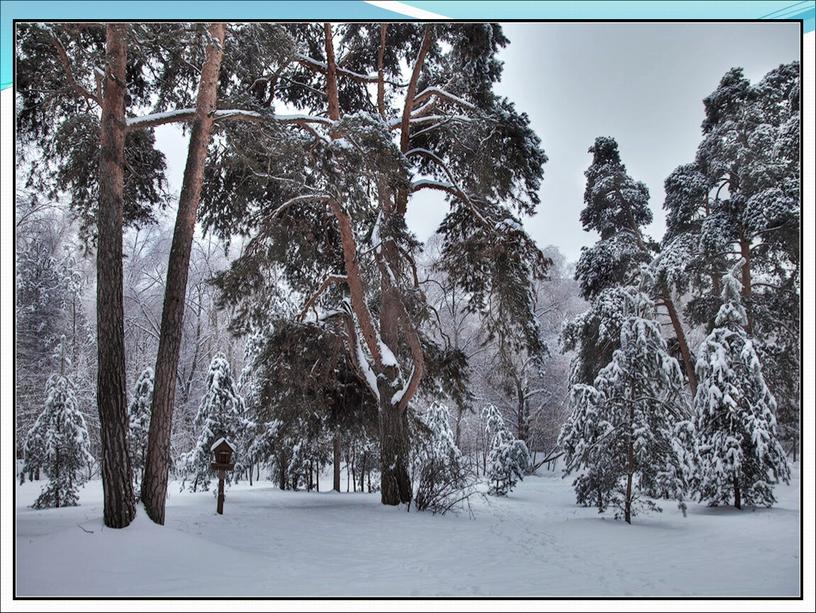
[157,21,800,262]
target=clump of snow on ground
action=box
[16,464,800,597]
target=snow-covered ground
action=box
[16,464,801,597]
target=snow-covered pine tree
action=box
[182,353,247,492]
[199,23,548,506]
[660,63,801,457]
[29,341,93,509]
[16,237,68,456]
[564,137,696,393]
[559,272,689,523]
[692,261,790,509]
[413,401,467,512]
[482,404,529,496]
[128,368,154,489]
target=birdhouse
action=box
[210,437,236,471]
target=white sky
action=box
[155,21,800,263]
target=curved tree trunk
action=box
[96,23,135,529]
[142,23,226,525]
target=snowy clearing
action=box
[16,464,801,598]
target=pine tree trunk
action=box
[379,404,412,505]
[624,402,635,524]
[96,23,135,529]
[279,454,287,490]
[624,476,633,523]
[739,236,753,336]
[360,452,367,493]
[734,478,742,510]
[142,23,226,525]
[346,450,351,493]
[55,442,61,508]
[333,430,341,492]
[517,380,528,442]
[662,290,698,396]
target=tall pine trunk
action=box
[624,398,635,524]
[662,290,698,396]
[96,23,135,529]
[379,403,412,505]
[142,23,226,525]
[333,430,341,492]
[739,236,753,336]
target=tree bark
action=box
[734,478,742,510]
[662,289,698,396]
[624,398,635,524]
[279,453,288,490]
[142,23,226,525]
[379,401,412,505]
[333,430,342,492]
[96,23,136,529]
[739,236,753,336]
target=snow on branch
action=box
[126,108,333,131]
[406,150,491,227]
[336,302,380,401]
[413,87,476,111]
[267,194,332,222]
[297,274,348,322]
[295,53,407,87]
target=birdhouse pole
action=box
[216,469,226,515]
[210,437,236,515]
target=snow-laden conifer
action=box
[559,271,690,523]
[128,368,154,489]
[413,402,469,512]
[691,261,790,508]
[182,353,247,492]
[27,340,93,508]
[482,404,529,496]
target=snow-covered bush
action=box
[412,402,471,513]
[482,404,529,496]
[691,262,790,508]
[182,353,247,492]
[28,371,93,509]
[128,367,153,489]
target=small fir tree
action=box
[413,402,467,512]
[182,354,247,492]
[692,261,790,509]
[559,273,689,523]
[28,341,93,508]
[482,404,529,496]
[128,368,154,489]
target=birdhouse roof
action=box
[210,437,236,452]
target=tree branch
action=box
[297,274,348,322]
[399,25,434,155]
[51,34,101,107]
